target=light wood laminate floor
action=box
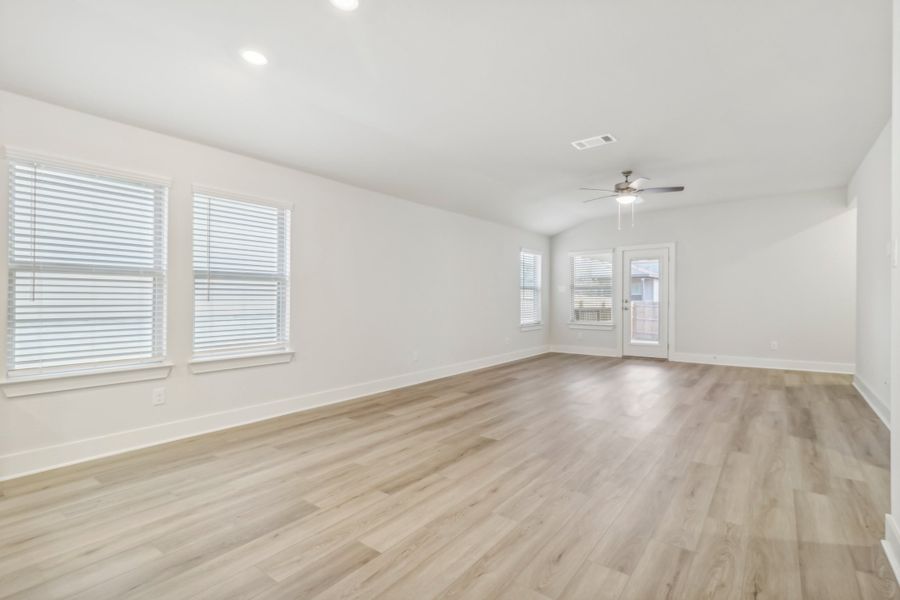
[0,354,896,599]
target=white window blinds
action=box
[193,192,290,357]
[7,157,167,375]
[520,250,542,326]
[570,251,613,325]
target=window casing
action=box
[192,192,290,358]
[570,251,613,326]
[6,155,167,376]
[520,250,542,327]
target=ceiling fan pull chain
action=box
[631,202,635,228]
[617,203,622,231]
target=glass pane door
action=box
[629,258,660,344]
[622,247,669,358]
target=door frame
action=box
[614,242,677,359]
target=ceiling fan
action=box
[581,170,685,229]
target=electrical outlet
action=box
[769,340,779,351]
[152,387,166,406]
[411,350,419,363]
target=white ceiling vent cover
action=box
[571,134,617,150]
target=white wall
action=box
[888,0,900,570]
[849,120,892,424]
[0,91,550,478]
[549,190,857,372]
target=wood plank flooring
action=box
[0,353,895,599]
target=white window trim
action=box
[568,249,615,328]
[189,349,294,374]
[519,248,543,329]
[1,361,173,398]
[568,322,614,330]
[192,185,293,211]
[3,146,172,187]
[5,149,169,380]
[191,189,291,361]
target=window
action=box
[7,155,167,376]
[520,250,542,327]
[570,251,613,326]
[193,191,290,357]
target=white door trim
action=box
[614,243,677,359]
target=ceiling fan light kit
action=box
[581,170,685,230]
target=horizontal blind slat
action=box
[193,193,290,356]
[570,253,613,324]
[7,159,167,375]
[519,251,542,326]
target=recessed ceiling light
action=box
[240,49,268,66]
[330,0,359,11]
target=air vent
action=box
[571,134,617,150]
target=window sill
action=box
[189,350,294,374]
[520,324,543,332]
[1,362,174,398]
[568,322,615,331]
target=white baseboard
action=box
[549,345,620,358]
[0,345,550,481]
[853,376,890,428]
[883,514,900,583]
[669,352,854,375]
[548,347,855,376]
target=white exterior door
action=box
[622,247,669,358]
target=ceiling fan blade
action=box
[582,194,618,203]
[628,177,650,190]
[579,187,616,192]
[638,186,685,194]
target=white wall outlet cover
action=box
[152,388,166,406]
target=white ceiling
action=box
[0,0,891,234]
